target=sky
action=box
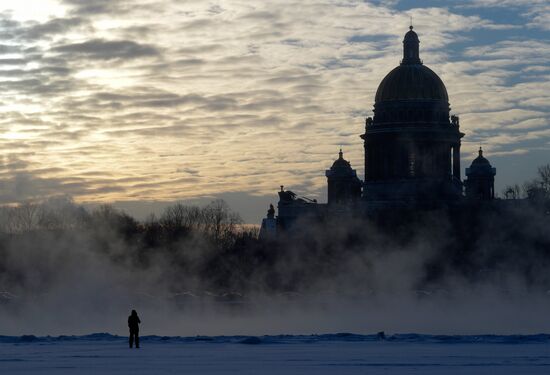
[0,0,548,223]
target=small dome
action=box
[404,26,419,42]
[471,154,490,167]
[375,64,449,102]
[331,149,352,169]
[327,149,357,178]
[468,148,495,175]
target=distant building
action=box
[275,186,325,232]
[326,149,362,206]
[261,26,499,235]
[362,26,464,209]
[465,148,496,200]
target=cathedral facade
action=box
[261,27,496,235]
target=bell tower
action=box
[325,149,362,205]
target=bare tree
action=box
[37,196,89,230]
[537,164,550,192]
[523,181,547,201]
[10,202,39,233]
[0,206,12,233]
[502,184,521,200]
[160,203,202,232]
[201,199,242,243]
[90,204,138,237]
[522,164,550,200]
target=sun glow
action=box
[2,0,65,22]
[1,131,30,140]
[75,69,141,88]
[4,0,66,22]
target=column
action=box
[452,143,461,180]
[364,142,368,181]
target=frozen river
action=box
[1,333,550,374]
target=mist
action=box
[0,194,549,337]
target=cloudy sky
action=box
[0,0,548,222]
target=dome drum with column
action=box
[372,100,451,126]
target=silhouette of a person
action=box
[128,309,141,348]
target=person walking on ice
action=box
[128,310,141,348]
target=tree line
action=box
[0,165,549,298]
[502,164,550,201]
[0,198,247,239]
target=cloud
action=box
[0,171,85,203]
[62,0,131,16]
[0,43,19,53]
[0,15,87,42]
[464,0,550,30]
[53,39,160,60]
[0,1,546,222]
[23,17,87,40]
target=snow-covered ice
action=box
[1,333,550,374]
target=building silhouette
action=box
[362,26,464,209]
[465,147,496,200]
[326,149,362,206]
[260,26,497,235]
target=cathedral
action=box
[261,26,497,235]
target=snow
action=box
[1,333,550,374]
